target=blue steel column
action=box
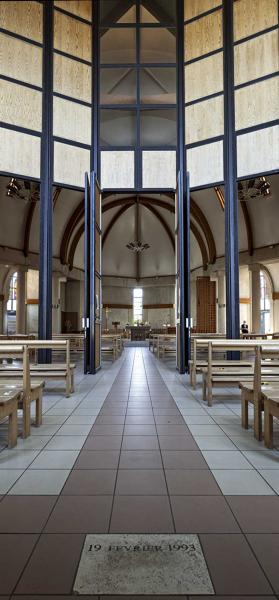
[223,0,240,339]
[177,0,190,373]
[38,0,53,362]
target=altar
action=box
[128,326,151,341]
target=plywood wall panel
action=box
[0,33,42,86]
[142,151,176,188]
[234,30,279,86]
[0,128,40,178]
[186,95,224,144]
[234,0,278,42]
[0,79,42,131]
[235,76,279,131]
[185,10,222,61]
[0,1,43,43]
[54,0,92,21]
[53,97,91,144]
[54,10,91,62]
[184,0,221,21]
[237,126,279,177]
[185,53,223,102]
[53,53,91,102]
[101,151,135,188]
[187,140,223,187]
[54,141,90,187]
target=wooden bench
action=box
[189,336,227,388]
[0,339,74,397]
[0,388,22,448]
[102,336,117,361]
[0,345,44,438]
[241,345,279,440]
[262,389,279,448]
[102,335,123,360]
[53,333,84,352]
[158,336,176,360]
[201,340,279,406]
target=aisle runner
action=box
[74,534,214,595]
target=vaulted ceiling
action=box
[0,174,278,279]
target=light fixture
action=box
[6,178,40,203]
[126,241,150,253]
[238,176,271,201]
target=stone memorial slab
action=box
[73,534,214,595]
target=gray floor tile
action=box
[9,470,70,495]
[202,450,254,469]
[29,450,80,470]
[211,470,275,495]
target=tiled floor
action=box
[0,347,279,598]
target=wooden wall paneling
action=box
[237,125,279,178]
[0,79,42,131]
[234,30,279,86]
[53,53,91,102]
[184,0,221,21]
[196,276,216,332]
[185,95,224,144]
[235,76,279,131]
[185,53,223,102]
[54,10,91,62]
[185,10,223,62]
[0,33,42,87]
[234,0,278,42]
[142,151,177,188]
[53,96,91,144]
[0,128,40,178]
[187,140,224,187]
[101,150,135,188]
[0,1,43,43]
[54,0,92,21]
[54,141,90,186]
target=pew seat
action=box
[0,388,21,448]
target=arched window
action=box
[133,288,143,324]
[7,272,17,313]
[260,270,271,334]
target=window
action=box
[7,272,17,312]
[260,270,271,333]
[133,288,143,323]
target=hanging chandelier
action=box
[126,241,150,253]
[6,178,40,202]
[238,176,271,201]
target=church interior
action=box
[0,0,279,596]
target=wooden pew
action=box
[53,333,84,352]
[0,345,44,438]
[0,388,21,448]
[262,389,279,448]
[0,339,74,397]
[201,340,279,406]
[241,345,279,440]
[189,336,228,388]
[158,335,176,359]
[101,335,123,361]
[0,345,43,439]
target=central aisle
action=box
[0,349,277,595]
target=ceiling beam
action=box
[68,223,84,271]
[190,197,216,264]
[240,200,254,256]
[190,221,209,270]
[65,194,216,271]
[60,199,84,265]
